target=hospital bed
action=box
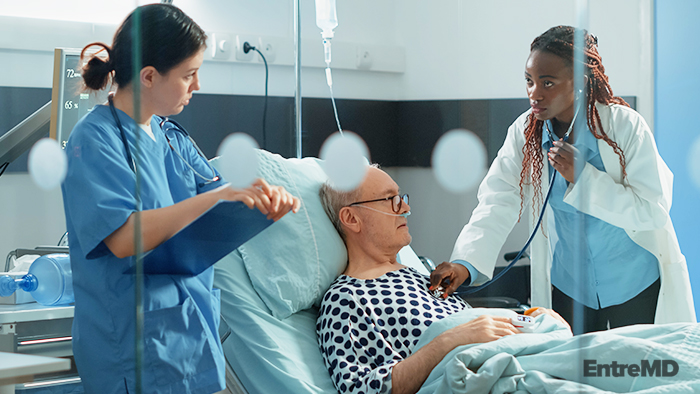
[210,151,526,394]
[211,151,436,393]
[216,239,428,394]
[211,155,700,394]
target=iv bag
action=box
[315,0,338,39]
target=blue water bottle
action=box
[0,254,74,306]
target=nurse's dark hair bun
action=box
[81,43,114,91]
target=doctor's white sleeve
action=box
[449,114,532,284]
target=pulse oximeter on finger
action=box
[512,314,536,333]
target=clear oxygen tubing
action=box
[452,103,581,296]
[352,205,411,218]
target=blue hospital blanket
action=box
[414,308,700,393]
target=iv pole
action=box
[294,0,302,159]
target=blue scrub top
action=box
[542,121,660,309]
[160,117,223,203]
[61,105,226,394]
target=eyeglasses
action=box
[348,194,409,214]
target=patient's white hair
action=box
[319,164,380,240]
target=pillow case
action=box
[212,150,347,319]
[213,250,337,393]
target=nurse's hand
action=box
[429,262,471,299]
[218,179,300,221]
[548,140,579,183]
[261,180,301,221]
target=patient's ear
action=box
[339,207,361,235]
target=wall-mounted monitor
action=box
[50,48,111,148]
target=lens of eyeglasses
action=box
[391,194,409,213]
[391,195,400,213]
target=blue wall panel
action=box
[655,0,700,318]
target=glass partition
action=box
[301,0,695,391]
[1,0,697,393]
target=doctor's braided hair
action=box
[518,25,629,220]
[81,4,207,91]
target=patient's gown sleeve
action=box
[317,289,402,394]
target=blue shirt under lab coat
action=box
[61,105,225,394]
[542,120,659,309]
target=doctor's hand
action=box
[429,262,470,299]
[548,139,580,183]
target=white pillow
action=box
[214,150,347,319]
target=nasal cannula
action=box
[353,205,411,218]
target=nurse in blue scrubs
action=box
[61,4,300,393]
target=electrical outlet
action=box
[212,33,232,60]
[235,35,257,62]
[205,32,216,59]
[257,37,279,63]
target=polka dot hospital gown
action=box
[316,267,470,394]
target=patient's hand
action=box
[442,315,519,346]
[526,307,571,331]
[429,262,470,298]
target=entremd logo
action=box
[584,359,679,377]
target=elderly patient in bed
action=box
[316,166,567,394]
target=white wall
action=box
[391,0,654,262]
[0,174,66,262]
[0,0,654,267]
[0,0,404,100]
[395,0,654,121]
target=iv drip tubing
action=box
[329,80,343,135]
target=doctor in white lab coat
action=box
[431,26,695,333]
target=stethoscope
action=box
[108,95,219,187]
[444,103,581,298]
